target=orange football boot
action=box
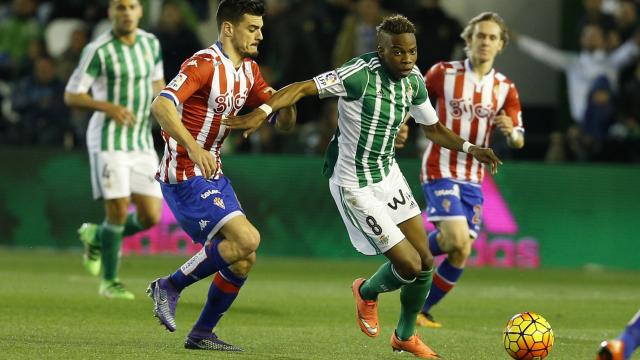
[351,278,379,337]
[391,332,441,359]
[597,339,625,360]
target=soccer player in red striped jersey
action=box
[416,12,525,328]
[146,0,296,351]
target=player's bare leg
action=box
[129,193,162,232]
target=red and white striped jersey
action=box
[157,42,270,183]
[420,59,523,184]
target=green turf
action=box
[0,249,638,359]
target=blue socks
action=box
[428,231,444,256]
[169,239,229,292]
[621,309,640,359]
[190,267,246,336]
[422,258,463,314]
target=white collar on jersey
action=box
[465,58,495,84]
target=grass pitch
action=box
[0,249,638,359]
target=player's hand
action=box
[395,123,409,149]
[468,146,502,175]
[222,110,268,138]
[187,145,217,179]
[263,87,276,96]
[105,103,135,126]
[494,110,514,137]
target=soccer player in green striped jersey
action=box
[224,15,501,358]
[64,0,166,300]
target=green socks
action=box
[100,222,125,282]
[123,213,145,237]
[396,269,433,340]
[360,261,415,301]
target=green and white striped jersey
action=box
[65,29,164,152]
[314,52,439,188]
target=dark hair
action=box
[376,14,416,37]
[216,0,265,30]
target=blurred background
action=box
[0,0,639,270]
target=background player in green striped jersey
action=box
[64,0,166,299]
[225,15,501,359]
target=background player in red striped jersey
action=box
[415,12,525,328]
[146,0,296,352]
[64,0,166,300]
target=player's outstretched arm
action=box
[223,79,318,138]
[422,122,502,174]
[260,87,297,132]
[151,96,217,179]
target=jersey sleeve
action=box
[313,57,368,100]
[409,73,439,126]
[65,43,102,94]
[425,62,445,100]
[151,36,164,82]
[244,61,271,108]
[502,82,524,131]
[159,55,212,106]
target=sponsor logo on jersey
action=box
[434,184,460,198]
[199,219,209,230]
[200,189,221,199]
[316,70,339,89]
[449,98,496,119]
[213,197,225,209]
[168,73,187,91]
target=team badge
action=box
[213,197,225,209]
[407,82,414,98]
[442,198,451,213]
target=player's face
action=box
[231,14,264,58]
[378,33,417,80]
[467,21,504,63]
[109,0,142,36]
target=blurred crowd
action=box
[0,0,638,163]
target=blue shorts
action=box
[422,178,483,238]
[160,175,244,245]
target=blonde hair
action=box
[461,12,509,53]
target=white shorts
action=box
[89,150,162,200]
[329,163,421,255]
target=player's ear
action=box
[222,21,233,38]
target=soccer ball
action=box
[503,312,554,360]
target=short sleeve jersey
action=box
[65,29,164,152]
[420,60,523,184]
[156,42,270,183]
[315,52,438,188]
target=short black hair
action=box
[216,0,265,30]
[376,14,416,37]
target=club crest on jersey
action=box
[213,197,225,209]
[168,73,187,91]
[442,198,451,213]
[407,82,414,98]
